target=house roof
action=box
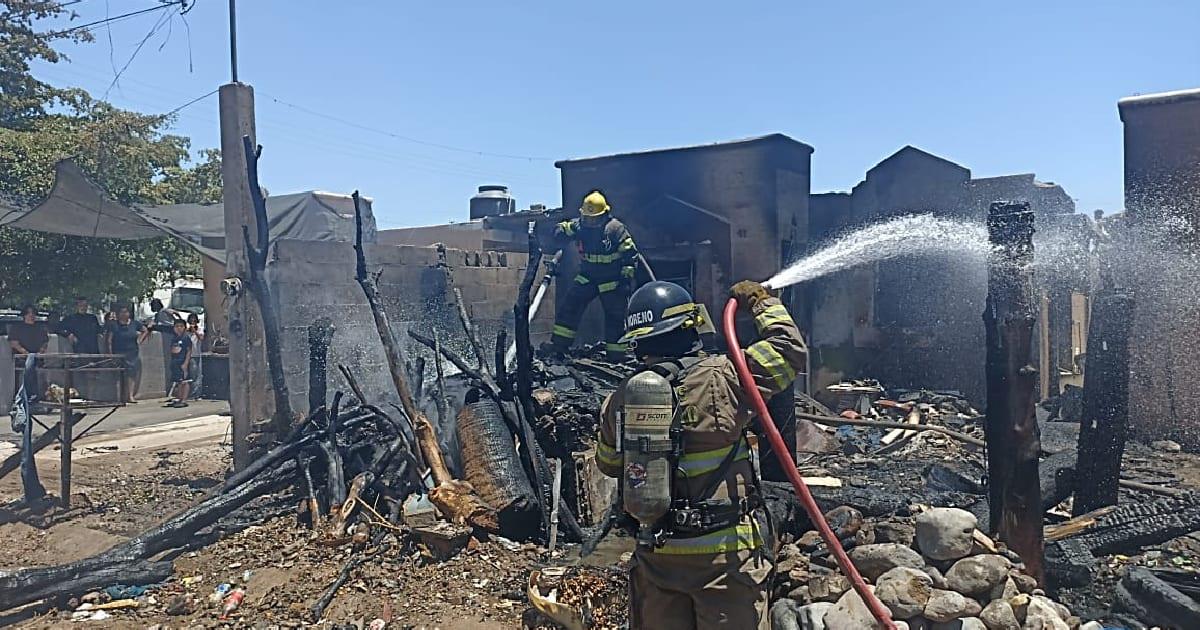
[555,133,814,168]
[1118,87,1200,110]
[866,145,970,177]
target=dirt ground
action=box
[0,425,626,629]
[4,408,1200,628]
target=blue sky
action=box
[32,1,1200,228]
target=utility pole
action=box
[983,200,1044,584]
[219,0,270,470]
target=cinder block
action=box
[368,243,407,265]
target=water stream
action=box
[764,214,994,290]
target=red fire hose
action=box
[723,298,897,630]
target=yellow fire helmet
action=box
[580,190,610,217]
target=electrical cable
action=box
[721,298,897,630]
[260,91,554,162]
[48,0,186,37]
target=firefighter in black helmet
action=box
[595,279,808,629]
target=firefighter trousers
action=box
[551,275,629,360]
[628,547,771,630]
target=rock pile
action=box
[773,507,1102,630]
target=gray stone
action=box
[876,566,933,619]
[1021,595,1069,630]
[916,508,978,561]
[824,586,886,630]
[847,543,925,580]
[944,555,1012,596]
[1078,622,1102,630]
[809,574,852,602]
[932,618,987,630]
[771,599,805,630]
[923,589,982,623]
[1010,572,1037,594]
[1152,439,1183,452]
[774,599,836,630]
[979,599,1020,630]
[987,578,1019,602]
[1032,595,1071,622]
[925,566,949,589]
[875,521,917,545]
[799,602,836,630]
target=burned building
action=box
[1117,88,1200,446]
[553,134,814,347]
[807,146,1080,403]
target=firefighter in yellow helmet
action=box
[546,190,640,361]
[594,279,808,629]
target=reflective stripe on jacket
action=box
[596,296,807,554]
[555,216,638,280]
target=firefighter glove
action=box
[621,265,636,280]
[731,280,771,312]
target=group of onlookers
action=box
[6,297,203,407]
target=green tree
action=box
[0,0,91,128]
[0,1,220,310]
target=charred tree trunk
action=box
[1073,289,1135,515]
[983,200,1044,584]
[308,318,336,414]
[241,136,295,435]
[350,191,452,486]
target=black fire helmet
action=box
[618,281,704,346]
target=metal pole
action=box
[60,364,73,508]
[228,0,238,83]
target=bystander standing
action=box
[8,305,48,356]
[168,318,193,408]
[105,305,149,403]
[58,297,102,355]
[186,312,203,399]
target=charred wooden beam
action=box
[983,200,1044,583]
[351,191,452,486]
[0,460,296,612]
[240,136,295,435]
[1072,289,1135,515]
[514,221,542,417]
[432,329,449,427]
[307,318,335,415]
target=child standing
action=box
[168,318,194,408]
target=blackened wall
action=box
[1118,89,1200,446]
[555,134,813,345]
[806,147,1076,404]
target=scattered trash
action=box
[103,584,150,599]
[219,587,245,619]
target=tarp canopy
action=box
[0,160,377,263]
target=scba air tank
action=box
[620,369,676,546]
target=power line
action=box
[162,87,217,116]
[48,0,186,37]
[261,92,555,162]
[101,3,178,99]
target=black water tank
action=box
[469,185,515,219]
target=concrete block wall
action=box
[266,239,554,429]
